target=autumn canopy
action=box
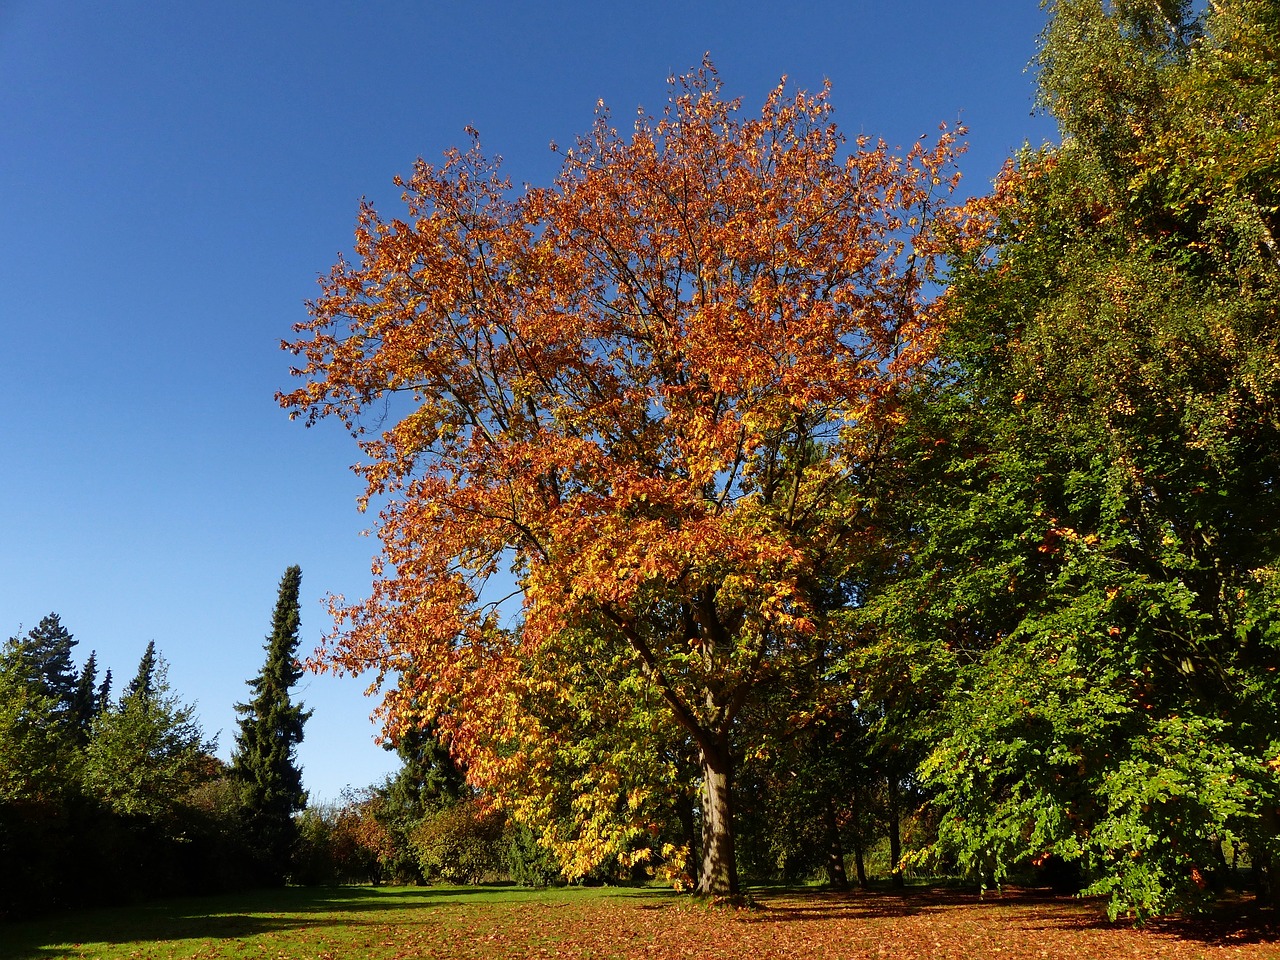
[281,62,962,895]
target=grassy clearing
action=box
[2,884,1276,959]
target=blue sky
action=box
[0,2,1058,803]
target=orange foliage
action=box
[281,60,965,890]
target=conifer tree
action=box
[71,650,100,741]
[231,565,312,883]
[2,613,79,720]
[96,669,112,712]
[123,640,157,704]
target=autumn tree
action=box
[231,565,312,884]
[860,0,1280,917]
[282,62,962,895]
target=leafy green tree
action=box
[410,798,507,884]
[862,0,1280,918]
[83,647,216,821]
[0,654,80,808]
[231,565,312,883]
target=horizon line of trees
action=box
[0,598,956,919]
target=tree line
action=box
[280,0,1279,920]
[0,568,310,918]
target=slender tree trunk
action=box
[677,789,698,886]
[852,835,868,889]
[1261,807,1280,909]
[887,775,904,889]
[824,798,848,890]
[697,736,739,896]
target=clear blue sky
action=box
[0,2,1057,803]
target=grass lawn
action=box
[2,883,1277,959]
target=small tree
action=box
[70,651,101,742]
[231,565,312,883]
[83,648,215,821]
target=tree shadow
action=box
[743,885,1005,922]
[0,883,535,960]
[1013,895,1280,949]
[746,885,1280,949]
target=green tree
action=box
[123,639,157,702]
[70,650,101,741]
[231,565,312,883]
[2,614,80,723]
[372,713,467,883]
[0,653,79,808]
[862,0,1280,918]
[83,647,215,821]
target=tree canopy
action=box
[282,61,964,895]
[277,3,1278,916]
[856,0,1280,917]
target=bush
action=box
[506,822,562,887]
[291,799,386,886]
[410,799,506,884]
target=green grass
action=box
[0,884,660,960]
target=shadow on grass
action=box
[747,884,1280,948]
[1013,895,1280,950]
[0,883,556,960]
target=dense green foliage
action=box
[856,0,1280,918]
[83,650,214,821]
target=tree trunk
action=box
[852,835,868,889]
[824,798,848,890]
[697,737,739,896]
[887,775,905,889]
[676,789,698,886]
[1260,806,1280,909]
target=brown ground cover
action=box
[450,887,1279,960]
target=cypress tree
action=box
[231,565,312,883]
